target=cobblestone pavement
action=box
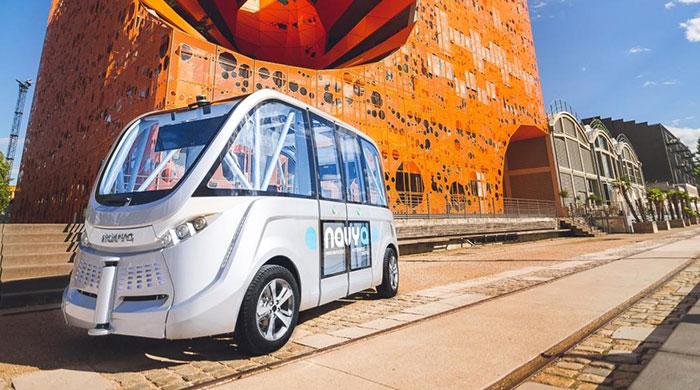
[523,259,700,390]
[2,228,698,390]
[399,229,689,293]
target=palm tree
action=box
[647,188,666,221]
[679,191,691,219]
[613,177,641,223]
[667,189,682,220]
[646,189,658,221]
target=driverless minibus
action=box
[62,89,399,354]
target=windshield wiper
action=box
[102,196,132,206]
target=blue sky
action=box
[0,1,698,184]
[529,0,700,149]
[0,1,50,182]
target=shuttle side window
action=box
[360,139,388,207]
[337,129,367,204]
[311,115,344,201]
[206,101,314,197]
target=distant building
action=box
[584,117,697,190]
[550,112,646,216]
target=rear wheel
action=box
[377,248,399,298]
[236,265,299,355]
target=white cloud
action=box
[681,15,700,42]
[643,80,679,87]
[628,46,652,54]
[667,0,700,8]
[664,126,700,150]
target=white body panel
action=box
[62,89,398,340]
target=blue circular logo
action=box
[305,227,317,250]
[360,226,370,246]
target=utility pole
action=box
[6,79,32,180]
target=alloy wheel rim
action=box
[389,255,399,290]
[255,278,295,341]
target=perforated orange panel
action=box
[13,0,549,222]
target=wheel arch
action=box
[386,242,399,258]
[263,256,301,292]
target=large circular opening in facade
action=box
[166,0,417,69]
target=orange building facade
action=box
[13,0,556,222]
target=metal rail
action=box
[394,196,558,219]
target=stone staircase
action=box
[0,224,82,308]
[559,218,606,237]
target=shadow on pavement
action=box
[551,281,700,388]
[0,290,372,377]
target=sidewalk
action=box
[217,234,700,390]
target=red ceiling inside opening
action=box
[167,0,417,69]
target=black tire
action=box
[376,248,399,298]
[236,264,300,355]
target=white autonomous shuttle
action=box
[62,89,399,354]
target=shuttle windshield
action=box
[97,99,241,205]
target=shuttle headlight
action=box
[160,215,213,248]
[80,232,90,248]
[175,223,194,240]
[159,232,173,247]
[192,217,207,231]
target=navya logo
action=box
[101,232,135,244]
[324,223,370,249]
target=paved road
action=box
[217,234,700,390]
[1,228,698,390]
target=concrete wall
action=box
[396,217,558,239]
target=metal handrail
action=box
[393,195,557,219]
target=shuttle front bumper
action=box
[62,246,246,340]
[62,248,174,339]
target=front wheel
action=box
[236,265,299,355]
[377,248,399,298]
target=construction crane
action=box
[5,79,32,179]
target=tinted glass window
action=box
[322,222,347,276]
[360,139,388,206]
[312,115,343,201]
[207,101,313,196]
[337,129,366,203]
[99,100,237,197]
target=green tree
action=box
[0,152,12,215]
[695,138,700,183]
[613,177,642,223]
[647,188,667,221]
[667,189,683,220]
